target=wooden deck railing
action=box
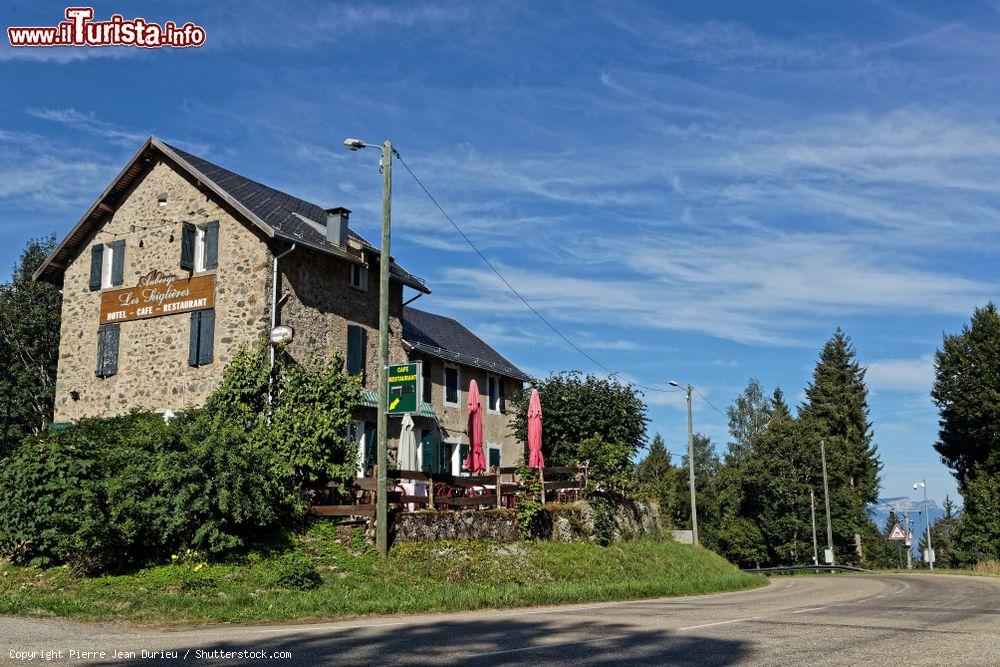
[308,465,587,517]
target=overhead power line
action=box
[394,151,682,396]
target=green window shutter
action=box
[347,325,366,376]
[205,220,219,269]
[95,325,106,375]
[89,244,103,291]
[188,311,201,366]
[198,309,215,365]
[180,222,196,270]
[421,430,435,473]
[499,379,506,413]
[460,444,469,473]
[489,447,501,469]
[110,240,125,286]
[97,323,120,377]
[105,323,120,376]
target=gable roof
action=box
[34,136,429,293]
[402,306,531,382]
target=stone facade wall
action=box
[410,352,523,468]
[278,249,405,392]
[392,499,666,544]
[54,160,273,422]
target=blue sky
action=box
[4,0,999,504]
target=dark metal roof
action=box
[35,136,429,293]
[403,306,531,382]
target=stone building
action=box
[34,136,530,472]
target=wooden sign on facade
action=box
[100,270,215,324]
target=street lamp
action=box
[669,380,698,547]
[345,136,395,558]
[914,480,934,571]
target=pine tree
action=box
[725,378,772,465]
[635,433,681,524]
[932,303,1000,488]
[798,328,882,566]
[931,304,1000,565]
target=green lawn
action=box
[0,523,766,625]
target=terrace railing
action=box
[308,465,587,518]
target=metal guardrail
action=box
[743,564,875,574]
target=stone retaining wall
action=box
[392,499,667,544]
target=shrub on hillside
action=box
[272,551,322,590]
[0,342,361,574]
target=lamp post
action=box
[669,380,698,547]
[345,137,394,558]
[914,480,933,571]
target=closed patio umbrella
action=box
[398,413,418,471]
[528,388,544,468]
[464,379,486,473]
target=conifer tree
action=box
[635,433,681,523]
[798,328,882,565]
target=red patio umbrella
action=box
[528,388,544,468]
[464,379,487,473]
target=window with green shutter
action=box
[109,240,125,286]
[188,309,215,367]
[420,430,435,473]
[489,446,501,469]
[205,220,219,269]
[96,323,120,378]
[460,443,470,474]
[89,244,103,291]
[180,222,196,271]
[347,325,366,378]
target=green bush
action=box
[0,341,361,574]
[273,552,322,590]
[0,433,105,569]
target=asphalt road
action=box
[3,573,999,665]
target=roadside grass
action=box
[0,523,765,625]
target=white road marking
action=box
[676,616,766,631]
[793,606,830,614]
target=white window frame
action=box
[446,437,465,477]
[487,375,501,414]
[100,243,114,289]
[193,225,207,273]
[444,365,460,407]
[487,442,502,469]
[349,263,368,291]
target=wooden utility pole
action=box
[810,488,819,567]
[685,384,698,547]
[821,440,834,566]
[376,139,393,558]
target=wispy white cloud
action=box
[26,108,148,147]
[0,43,137,63]
[866,354,935,393]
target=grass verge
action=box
[0,524,765,625]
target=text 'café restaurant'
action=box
[34,136,531,474]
